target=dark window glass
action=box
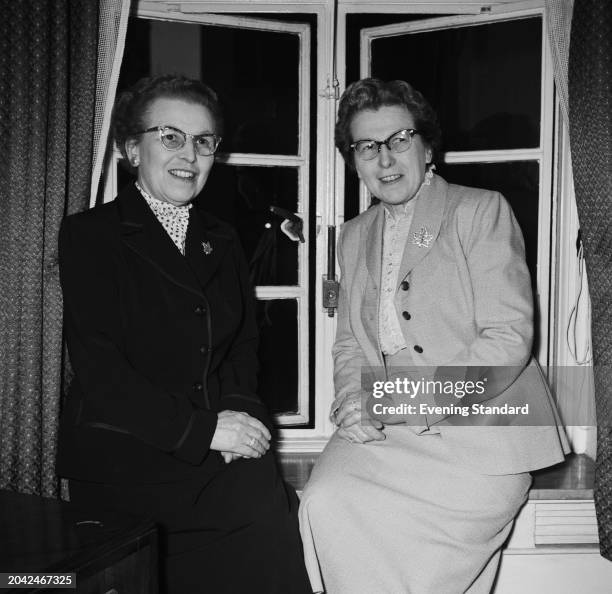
[118,17,151,87]
[436,161,540,282]
[198,164,299,286]
[343,165,361,222]
[119,18,300,155]
[201,26,299,155]
[370,18,542,151]
[257,299,298,414]
[346,14,439,84]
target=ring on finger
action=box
[249,436,257,448]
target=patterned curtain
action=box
[546,0,574,127]
[91,0,131,207]
[0,0,129,498]
[568,0,612,561]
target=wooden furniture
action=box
[0,489,158,594]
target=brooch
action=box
[202,241,213,255]
[412,227,433,248]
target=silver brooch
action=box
[202,241,213,255]
[412,227,433,248]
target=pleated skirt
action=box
[299,426,531,594]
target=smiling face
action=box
[126,97,217,206]
[350,105,432,207]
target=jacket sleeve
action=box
[330,224,372,420]
[433,191,534,406]
[59,215,217,466]
[217,232,270,426]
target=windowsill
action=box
[279,451,595,500]
[530,453,594,499]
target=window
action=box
[352,10,554,365]
[99,0,582,455]
[102,5,336,450]
[107,14,314,424]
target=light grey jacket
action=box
[332,174,569,475]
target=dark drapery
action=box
[569,0,612,560]
[0,0,98,497]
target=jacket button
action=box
[193,382,203,391]
[402,311,411,320]
[199,345,209,354]
[400,280,410,291]
[195,305,206,315]
[413,345,423,353]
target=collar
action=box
[135,181,193,218]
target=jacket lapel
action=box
[365,204,384,287]
[397,174,448,285]
[116,183,205,299]
[184,208,233,290]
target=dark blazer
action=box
[57,183,268,483]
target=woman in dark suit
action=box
[58,75,310,594]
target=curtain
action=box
[568,0,612,561]
[546,0,574,126]
[91,0,131,207]
[0,0,129,498]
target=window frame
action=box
[98,0,585,455]
[357,8,556,366]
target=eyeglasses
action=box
[350,128,420,161]
[135,125,222,156]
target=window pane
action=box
[202,26,300,155]
[343,165,361,222]
[370,18,542,151]
[115,14,315,429]
[436,161,540,281]
[257,299,298,414]
[198,164,299,286]
[118,18,300,155]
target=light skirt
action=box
[299,426,531,594]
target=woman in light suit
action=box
[299,79,568,594]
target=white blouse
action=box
[378,199,416,356]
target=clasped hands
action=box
[210,410,271,464]
[335,394,386,444]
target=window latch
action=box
[323,226,339,317]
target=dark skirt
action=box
[69,451,310,594]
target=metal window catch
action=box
[323,226,339,317]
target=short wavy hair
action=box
[335,78,441,170]
[112,74,224,166]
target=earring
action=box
[423,163,435,185]
[132,158,139,167]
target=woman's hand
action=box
[210,410,271,459]
[335,396,385,444]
